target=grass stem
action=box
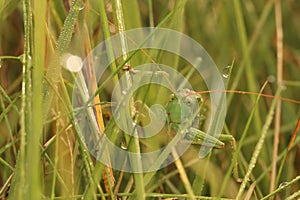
[236,88,281,199]
[270,0,283,192]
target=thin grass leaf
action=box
[233,0,262,133]
[7,0,32,198]
[261,175,300,200]
[219,81,268,196]
[44,0,81,119]
[172,149,196,200]
[236,88,282,199]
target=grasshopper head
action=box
[166,89,202,127]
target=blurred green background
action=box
[0,0,299,199]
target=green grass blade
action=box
[7,0,32,198]
[233,0,262,133]
[236,87,282,199]
[44,0,81,119]
[219,81,268,196]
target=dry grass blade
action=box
[244,181,256,200]
[270,0,284,193]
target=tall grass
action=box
[0,0,300,199]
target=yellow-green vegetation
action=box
[0,0,300,199]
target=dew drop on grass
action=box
[79,2,85,11]
[0,59,2,69]
[267,75,275,83]
[278,182,288,190]
[19,54,25,64]
[121,141,128,150]
[19,54,32,65]
[122,90,127,95]
[222,65,231,78]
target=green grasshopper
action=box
[135,88,241,182]
[166,88,226,148]
[166,88,241,182]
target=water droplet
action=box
[79,4,85,11]
[222,65,231,78]
[19,54,26,64]
[267,75,275,83]
[19,54,32,65]
[132,122,136,127]
[278,182,288,190]
[0,59,2,69]
[122,90,127,95]
[121,141,128,150]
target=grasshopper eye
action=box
[169,94,175,101]
[185,96,194,105]
[196,94,203,100]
